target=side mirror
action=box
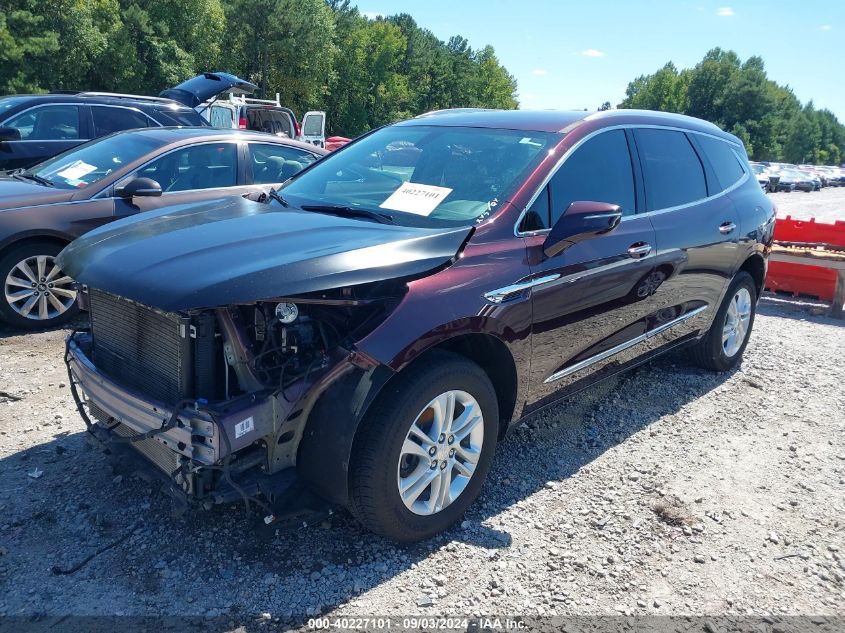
[543,201,622,258]
[116,177,162,199]
[0,127,21,142]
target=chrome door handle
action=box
[627,242,652,258]
[719,221,737,234]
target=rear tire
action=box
[0,241,78,330]
[348,351,498,542]
[689,271,756,372]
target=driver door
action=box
[112,141,250,218]
[523,129,662,411]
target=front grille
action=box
[89,289,192,405]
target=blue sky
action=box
[360,1,845,121]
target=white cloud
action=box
[362,11,384,19]
[531,69,548,76]
[581,49,605,58]
[819,24,832,31]
[716,7,735,16]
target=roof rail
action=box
[49,90,83,95]
[229,92,282,107]
[77,92,175,103]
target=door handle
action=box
[719,221,737,234]
[627,242,652,258]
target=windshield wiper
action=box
[266,188,289,207]
[11,169,54,187]
[300,204,395,225]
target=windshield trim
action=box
[29,131,168,191]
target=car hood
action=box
[159,72,257,109]
[57,196,473,312]
[0,176,77,210]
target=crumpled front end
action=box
[64,284,395,514]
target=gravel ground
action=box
[770,186,845,224]
[0,297,843,626]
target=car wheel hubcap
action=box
[722,287,751,357]
[4,255,76,321]
[397,390,484,516]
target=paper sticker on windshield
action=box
[56,161,96,181]
[379,182,452,216]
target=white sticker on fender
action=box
[379,182,452,216]
[234,416,254,439]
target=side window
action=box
[548,129,635,225]
[634,129,707,210]
[92,107,149,136]
[4,105,81,140]
[137,143,237,193]
[696,135,746,191]
[209,105,233,128]
[519,186,550,232]
[249,143,317,184]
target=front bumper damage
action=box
[64,331,332,524]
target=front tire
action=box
[0,241,78,330]
[349,351,499,542]
[690,271,757,372]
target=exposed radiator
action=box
[88,289,193,406]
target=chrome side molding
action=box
[483,273,561,304]
[544,304,709,383]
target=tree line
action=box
[0,0,518,136]
[617,48,845,165]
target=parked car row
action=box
[43,108,772,541]
[0,127,326,328]
[750,160,845,193]
[0,72,327,172]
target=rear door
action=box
[523,128,661,410]
[300,111,326,148]
[0,104,87,170]
[632,127,741,344]
[247,142,320,186]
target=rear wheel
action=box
[690,271,756,372]
[0,241,78,330]
[349,351,498,542]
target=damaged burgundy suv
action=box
[60,109,774,541]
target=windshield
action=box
[27,132,164,189]
[280,124,560,227]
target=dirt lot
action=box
[0,297,844,626]
[770,186,845,224]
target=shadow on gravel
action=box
[0,315,86,341]
[0,339,740,627]
[758,294,845,328]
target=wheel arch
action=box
[297,327,521,507]
[0,231,74,256]
[738,253,766,297]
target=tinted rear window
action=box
[154,108,207,126]
[246,108,294,137]
[697,135,745,190]
[635,129,706,210]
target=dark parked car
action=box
[0,72,255,171]
[61,108,774,542]
[0,128,325,329]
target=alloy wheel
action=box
[722,287,751,357]
[3,255,77,321]
[396,390,484,516]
